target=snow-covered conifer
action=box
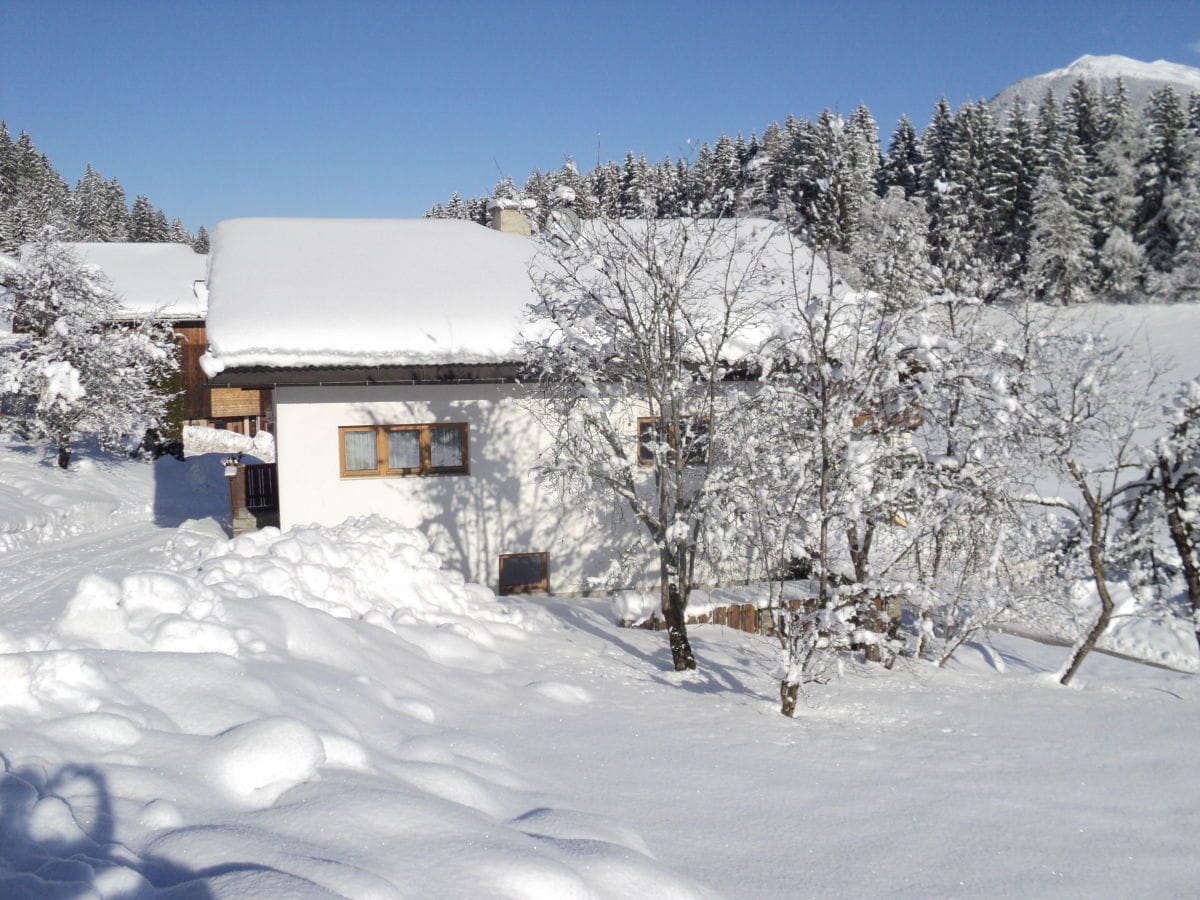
[168,217,191,244]
[0,231,178,467]
[992,100,1040,279]
[129,195,160,242]
[192,225,210,254]
[1135,86,1190,272]
[879,115,923,198]
[1027,141,1096,305]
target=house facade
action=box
[202,215,836,595]
[203,216,654,593]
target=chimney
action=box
[488,198,533,236]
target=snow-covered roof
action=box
[35,243,208,321]
[203,218,538,373]
[202,216,842,376]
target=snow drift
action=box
[0,516,705,897]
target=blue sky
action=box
[3,0,1199,232]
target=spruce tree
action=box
[0,122,14,203]
[992,100,1039,279]
[879,115,923,198]
[1135,86,1190,272]
[192,225,210,254]
[846,102,881,204]
[937,101,1000,295]
[711,134,742,216]
[129,195,158,242]
[919,97,957,271]
[103,178,130,241]
[72,164,108,240]
[1027,170,1095,304]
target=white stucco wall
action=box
[274,383,658,594]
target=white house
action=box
[202,216,836,595]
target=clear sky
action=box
[4,0,1199,232]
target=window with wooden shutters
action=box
[338,423,468,477]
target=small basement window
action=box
[339,423,468,477]
[498,552,549,595]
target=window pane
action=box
[638,420,662,464]
[681,418,709,463]
[387,429,421,469]
[430,426,465,469]
[344,430,377,471]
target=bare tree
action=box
[1122,379,1200,654]
[524,215,781,671]
[1155,381,1200,652]
[1015,308,1164,685]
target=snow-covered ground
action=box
[0,444,1197,897]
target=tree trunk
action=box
[780,678,799,717]
[1059,544,1116,685]
[56,436,71,470]
[1158,459,1200,656]
[1060,462,1114,686]
[663,584,696,671]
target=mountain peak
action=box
[990,54,1200,112]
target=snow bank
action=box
[0,515,702,897]
[183,424,275,462]
[1020,576,1200,673]
[0,435,228,552]
[0,439,145,551]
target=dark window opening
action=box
[499,552,549,595]
[637,416,709,466]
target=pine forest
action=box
[428,78,1200,304]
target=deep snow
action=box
[0,446,1197,898]
[200,217,839,375]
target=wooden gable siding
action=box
[175,324,212,420]
[174,323,271,423]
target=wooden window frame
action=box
[339,423,469,478]
[636,416,709,467]
[498,552,549,595]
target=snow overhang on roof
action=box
[202,218,539,376]
[24,243,209,321]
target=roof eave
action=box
[209,361,525,388]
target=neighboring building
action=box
[20,242,270,433]
[203,216,834,595]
